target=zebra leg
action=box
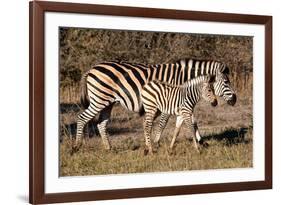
[74,105,99,151]
[154,113,170,145]
[97,104,114,150]
[191,116,201,142]
[170,116,184,149]
[143,110,157,155]
[191,116,209,147]
[183,114,200,152]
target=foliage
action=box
[59,27,253,101]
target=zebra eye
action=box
[224,78,229,83]
[208,89,212,92]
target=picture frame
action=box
[29,1,272,204]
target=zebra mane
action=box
[182,75,212,88]
[107,60,148,67]
[106,59,229,75]
[152,75,212,89]
[177,58,228,75]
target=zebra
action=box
[73,59,236,151]
[153,69,236,146]
[141,75,217,154]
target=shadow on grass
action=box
[61,120,137,142]
[60,103,81,114]
[60,103,137,139]
[203,127,251,146]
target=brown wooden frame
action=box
[29,1,272,204]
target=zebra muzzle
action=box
[211,99,218,107]
[227,94,237,106]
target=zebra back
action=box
[83,59,229,112]
[141,75,216,115]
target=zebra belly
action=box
[114,97,142,112]
[156,104,179,115]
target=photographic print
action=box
[59,27,253,176]
[30,2,272,203]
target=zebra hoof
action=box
[144,148,154,156]
[168,148,176,155]
[104,146,111,151]
[102,141,111,150]
[70,144,81,155]
[144,148,149,156]
[199,140,209,148]
[154,142,161,148]
[70,139,83,154]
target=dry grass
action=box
[60,97,252,176]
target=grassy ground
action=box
[59,97,252,176]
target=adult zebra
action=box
[141,76,217,154]
[73,59,236,150]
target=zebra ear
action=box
[222,66,230,75]
[208,75,216,83]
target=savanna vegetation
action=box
[59,27,253,176]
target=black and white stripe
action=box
[153,70,237,145]
[141,76,217,154]
[74,59,236,150]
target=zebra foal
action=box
[141,75,217,155]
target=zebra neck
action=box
[147,60,224,84]
[180,59,223,78]
[148,62,183,84]
[184,84,202,109]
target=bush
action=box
[59,27,253,103]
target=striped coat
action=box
[74,59,236,151]
[141,76,217,154]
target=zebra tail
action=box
[80,70,90,109]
